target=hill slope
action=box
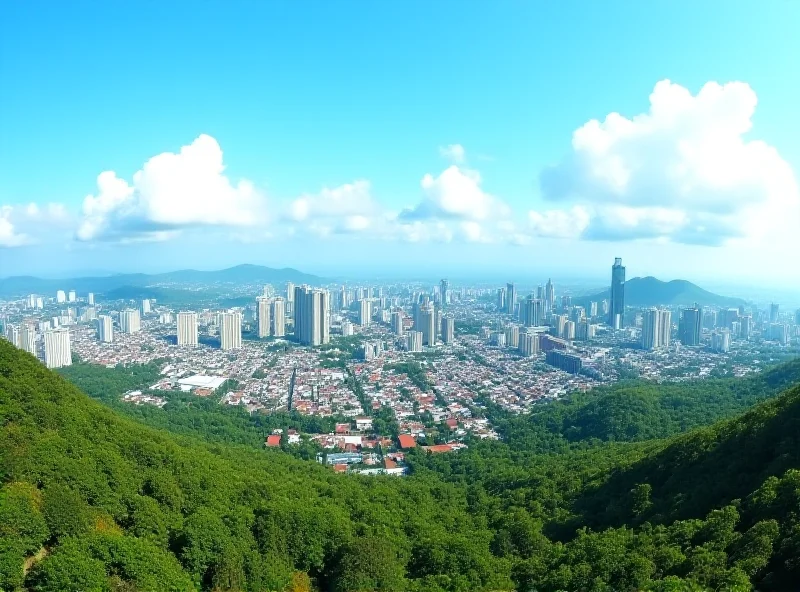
[4,340,800,590]
[578,276,747,308]
[0,264,322,298]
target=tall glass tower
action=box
[609,258,626,328]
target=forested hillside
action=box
[3,340,800,591]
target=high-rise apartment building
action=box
[504,324,520,348]
[272,298,286,337]
[341,321,354,337]
[642,308,671,350]
[56,290,66,303]
[519,332,539,357]
[220,311,242,350]
[358,299,372,327]
[20,325,37,355]
[545,350,582,374]
[564,320,576,341]
[406,331,423,353]
[141,299,151,315]
[4,324,21,347]
[711,329,731,353]
[506,283,517,315]
[257,297,272,338]
[497,287,506,311]
[87,292,94,305]
[589,301,598,318]
[177,312,198,346]
[609,258,625,328]
[43,328,71,368]
[391,311,404,336]
[740,315,753,340]
[521,296,544,327]
[441,316,455,345]
[97,315,114,343]
[418,303,435,346]
[68,290,76,302]
[440,279,449,308]
[294,286,330,346]
[545,279,555,313]
[680,306,702,346]
[120,309,141,334]
[286,282,295,315]
[770,303,780,323]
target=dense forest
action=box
[3,340,800,590]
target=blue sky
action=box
[1,0,800,289]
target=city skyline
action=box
[2,2,800,288]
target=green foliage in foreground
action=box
[3,341,800,590]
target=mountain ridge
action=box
[577,275,747,308]
[0,264,323,297]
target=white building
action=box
[272,298,286,337]
[177,311,198,346]
[257,297,272,338]
[441,316,455,345]
[294,286,330,346]
[406,330,423,353]
[120,309,141,334]
[43,328,72,368]
[341,321,354,337]
[97,315,114,343]
[141,299,151,315]
[20,325,37,355]
[88,292,95,305]
[56,290,66,304]
[220,311,242,350]
[68,290,76,303]
[358,299,372,327]
[519,332,539,357]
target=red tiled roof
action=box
[266,435,281,447]
[384,458,398,469]
[398,434,416,449]
[423,444,453,453]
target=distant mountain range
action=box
[577,276,748,308]
[0,264,323,298]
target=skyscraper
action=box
[506,282,517,315]
[272,298,286,337]
[497,287,506,311]
[20,325,37,355]
[519,332,539,357]
[43,328,71,368]
[406,331,423,352]
[220,311,242,350]
[294,286,330,346]
[609,258,626,328]
[88,293,95,305]
[440,279,449,308]
[391,311,404,336]
[418,302,435,346]
[681,306,702,346]
[770,303,780,323]
[97,315,114,343]
[358,299,372,327]
[4,324,21,347]
[545,279,555,313]
[68,290,76,302]
[257,297,272,338]
[120,309,141,334]
[56,290,66,303]
[441,316,454,345]
[521,296,544,327]
[504,324,520,348]
[177,312,198,346]
[641,309,660,350]
[141,299,151,315]
[286,282,295,316]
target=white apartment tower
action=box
[97,315,114,343]
[257,297,272,338]
[43,328,71,368]
[294,286,330,346]
[358,299,372,327]
[406,330,423,352]
[441,316,455,345]
[68,290,76,302]
[177,312,199,346]
[271,298,286,337]
[220,312,242,350]
[88,292,95,305]
[120,309,141,334]
[20,325,37,355]
[56,290,66,303]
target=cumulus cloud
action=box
[77,134,266,241]
[539,79,799,244]
[401,165,509,221]
[439,144,466,164]
[528,206,591,239]
[0,203,73,247]
[287,180,379,235]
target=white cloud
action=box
[439,144,466,164]
[528,206,590,239]
[401,165,509,221]
[77,134,266,241]
[539,79,800,244]
[0,207,29,247]
[287,180,377,235]
[0,202,73,247]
